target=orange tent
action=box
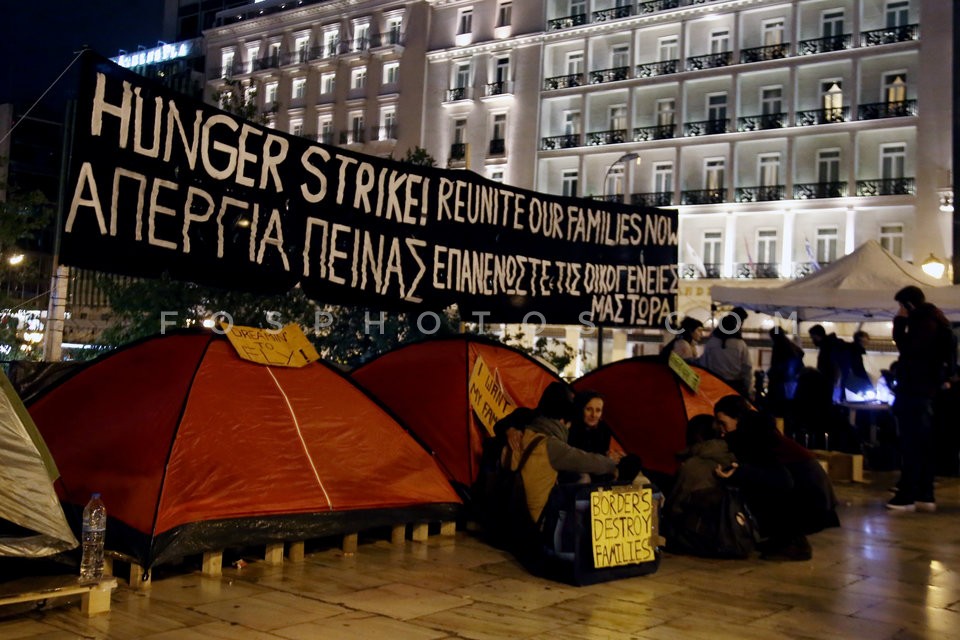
[351,336,562,489]
[572,357,738,476]
[27,331,460,568]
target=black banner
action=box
[62,52,678,326]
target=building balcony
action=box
[736,262,780,279]
[540,133,582,150]
[340,129,366,144]
[370,30,404,50]
[543,73,585,91]
[633,124,676,141]
[590,66,630,84]
[735,185,785,203]
[445,86,472,102]
[488,138,506,156]
[449,142,466,161]
[740,43,790,64]
[860,24,919,47]
[484,80,513,97]
[796,106,849,126]
[684,119,730,137]
[794,181,847,199]
[858,100,917,120]
[856,178,916,197]
[681,188,727,205]
[586,129,627,146]
[376,125,398,141]
[592,194,626,204]
[686,52,731,71]
[547,13,588,31]
[793,261,827,278]
[593,5,633,21]
[631,191,674,207]
[282,49,311,66]
[253,55,281,71]
[637,0,681,14]
[636,59,679,78]
[317,131,336,145]
[798,34,852,55]
[680,262,722,279]
[737,113,786,131]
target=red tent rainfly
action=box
[27,331,460,568]
[351,335,563,489]
[573,357,739,476]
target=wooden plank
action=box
[0,576,117,617]
[391,524,406,545]
[440,521,456,536]
[264,543,284,565]
[80,579,117,617]
[411,523,428,542]
[129,563,151,590]
[202,550,223,576]
[342,532,358,554]
[287,541,305,563]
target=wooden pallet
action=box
[812,450,865,483]
[0,575,118,617]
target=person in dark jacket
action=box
[766,327,806,415]
[845,330,874,397]
[886,286,956,512]
[808,324,852,403]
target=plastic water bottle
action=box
[79,493,106,582]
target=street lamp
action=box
[602,152,641,202]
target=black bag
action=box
[485,435,546,551]
[714,485,759,558]
[668,485,758,559]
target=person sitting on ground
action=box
[567,390,646,485]
[699,313,753,397]
[714,395,839,561]
[661,316,705,362]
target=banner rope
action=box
[0,50,84,147]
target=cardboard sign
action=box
[223,323,320,367]
[590,486,656,568]
[668,351,701,392]
[468,355,515,436]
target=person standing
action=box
[886,286,956,512]
[661,316,705,362]
[808,325,851,403]
[845,330,874,397]
[766,327,806,415]
[699,313,753,397]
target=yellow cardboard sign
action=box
[590,487,656,568]
[222,323,320,367]
[468,355,515,436]
[668,351,701,393]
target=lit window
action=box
[352,67,367,90]
[383,62,399,84]
[321,72,336,94]
[497,2,512,27]
[381,109,397,139]
[265,82,278,105]
[292,77,307,99]
[880,224,904,257]
[353,22,370,51]
[457,9,473,35]
[290,119,303,137]
[561,169,578,197]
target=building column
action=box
[782,208,795,276]
[724,212,737,278]
[845,207,857,253]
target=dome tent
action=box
[27,331,460,569]
[351,335,563,489]
[573,357,739,476]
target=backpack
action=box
[484,435,546,551]
[668,484,759,558]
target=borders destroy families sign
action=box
[61,52,679,326]
[590,487,656,568]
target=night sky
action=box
[0,0,166,113]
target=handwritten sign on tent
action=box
[668,352,701,392]
[468,355,515,436]
[222,323,320,367]
[60,51,679,327]
[590,486,656,568]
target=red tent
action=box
[27,331,460,568]
[351,336,562,489]
[572,357,739,476]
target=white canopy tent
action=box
[711,240,960,322]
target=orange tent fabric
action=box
[572,357,739,476]
[351,336,562,489]
[27,331,460,568]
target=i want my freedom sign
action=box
[61,52,679,326]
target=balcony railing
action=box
[858,100,917,120]
[592,194,626,203]
[637,0,681,14]
[449,142,467,161]
[590,66,630,84]
[680,262,722,279]
[798,34,852,55]
[547,13,588,31]
[377,125,398,141]
[317,131,336,144]
[636,60,679,78]
[737,113,786,131]
[686,52,731,71]
[633,124,676,141]
[586,129,628,146]
[795,106,849,126]
[794,182,847,199]
[684,119,729,137]
[370,30,404,48]
[793,261,824,278]
[488,138,506,155]
[631,192,674,207]
[541,133,582,150]
[681,188,727,205]
[736,263,780,279]
[340,129,366,144]
[445,86,471,102]
[593,5,632,21]
[254,55,281,71]
[543,73,585,90]
[736,185,785,203]
[282,49,311,65]
[740,43,790,64]
[856,178,916,197]
[485,80,511,97]
[860,24,919,47]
